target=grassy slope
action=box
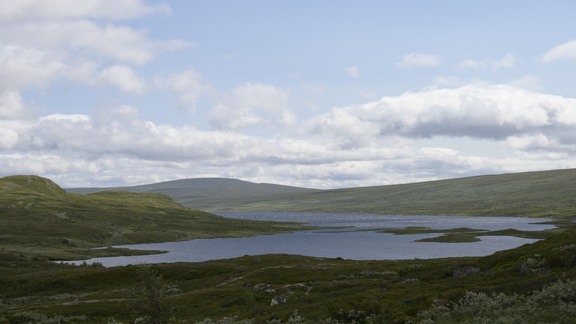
[0,175,308,261]
[187,169,576,218]
[67,177,319,203]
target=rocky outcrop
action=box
[519,262,552,275]
[271,295,289,306]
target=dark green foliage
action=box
[126,264,175,324]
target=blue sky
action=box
[1,0,576,189]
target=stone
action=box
[271,295,289,306]
[519,262,552,275]
[484,269,495,276]
[402,278,419,284]
[253,283,270,291]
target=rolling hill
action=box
[0,175,308,261]
[71,169,576,218]
[186,169,576,217]
[67,177,319,204]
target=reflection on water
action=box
[72,213,555,267]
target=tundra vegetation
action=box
[1,172,576,323]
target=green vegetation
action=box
[0,175,309,261]
[67,178,318,203]
[182,169,576,218]
[1,227,576,323]
[1,170,576,323]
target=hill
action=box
[67,177,319,206]
[0,175,308,261]
[183,169,576,218]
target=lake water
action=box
[72,213,555,267]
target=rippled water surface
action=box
[75,213,554,267]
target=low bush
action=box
[417,280,576,324]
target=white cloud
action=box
[2,92,576,189]
[155,69,214,113]
[345,65,360,77]
[395,53,440,68]
[0,20,192,65]
[0,90,36,119]
[305,84,576,145]
[0,0,169,22]
[542,39,576,62]
[96,65,147,95]
[209,83,296,131]
[0,41,66,91]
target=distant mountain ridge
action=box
[66,177,320,202]
[66,169,576,218]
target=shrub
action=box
[417,280,576,324]
[126,264,176,324]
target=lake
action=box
[72,213,555,267]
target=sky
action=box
[1,0,576,189]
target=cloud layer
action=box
[2,83,576,188]
[2,2,576,189]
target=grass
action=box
[1,171,576,322]
[1,227,575,322]
[0,175,311,261]
[185,168,576,218]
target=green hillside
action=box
[1,173,576,323]
[186,169,576,218]
[0,175,308,261]
[67,177,319,203]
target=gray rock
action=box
[484,269,495,276]
[402,278,419,284]
[519,262,552,275]
[271,295,289,306]
[253,283,270,291]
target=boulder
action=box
[270,295,289,306]
[253,283,270,291]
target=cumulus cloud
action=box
[155,69,214,112]
[0,41,66,91]
[0,90,37,119]
[2,90,576,189]
[95,65,147,95]
[396,53,440,68]
[542,39,576,62]
[0,20,191,65]
[209,83,296,131]
[0,0,191,102]
[305,84,576,145]
[0,0,170,22]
